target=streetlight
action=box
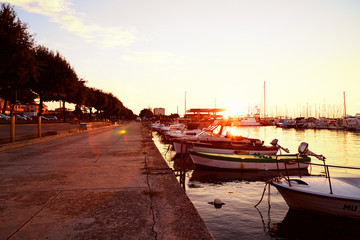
[184,91,187,117]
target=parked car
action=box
[15,114,28,120]
[44,115,58,120]
[0,113,10,120]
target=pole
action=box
[184,91,187,117]
[38,115,42,137]
[343,91,346,117]
[264,81,266,118]
[10,115,15,143]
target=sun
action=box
[222,102,248,118]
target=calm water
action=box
[153,126,360,240]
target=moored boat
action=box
[270,142,360,218]
[189,151,311,170]
[271,176,360,218]
[191,141,278,155]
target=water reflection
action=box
[271,209,360,240]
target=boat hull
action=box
[192,145,278,155]
[173,140,270,155]
[271,177,360,218]
[189,151,310,170]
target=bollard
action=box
[38,116,42,137]
[10,115,15,143]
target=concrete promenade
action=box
[0,122,214,239]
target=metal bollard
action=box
[10,115,15,143]
[38,116,42,137]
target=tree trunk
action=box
[89,107,92,122]
[62,101,66,123]
[2,99,7,114]
[9,103,15,115]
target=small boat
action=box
[236,116,262,126]
[172,120,265,154]
[189,151,311,170]
[190,141,279,155]
[173,136,266,154]
[270,142,360,218]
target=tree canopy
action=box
[0,3,135,120]
[0,3,36,114]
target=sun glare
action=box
[223,103,248,118]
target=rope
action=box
[254,182,269,207]
[254,179,273,207]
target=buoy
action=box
[208,198,225,209]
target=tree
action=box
[0,3,36,114]
[30,45,80,119]
[139,108,154,120]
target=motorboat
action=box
[190,141,279,155]
[236,116,262,126]
[172,120,267,154]
[270,142,360,218]
[189,142,310,170]
[190,168,309,183]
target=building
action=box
[154,108,165,115]
[0,98,47,116]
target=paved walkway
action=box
[0,122,213,239]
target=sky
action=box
[6,0,360,117]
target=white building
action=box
[154,108,165,115]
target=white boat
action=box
[189,151,310,170]
[271,176,360,218]
[270,142,360,218]
[173,135,265,154]
[172,120,265,154]
[190,141,279,155]
[236,116,262,126]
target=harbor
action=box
[152,121,360,239]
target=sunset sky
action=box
[6,0,360,117]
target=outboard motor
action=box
[270,139,290,153]
[298,142,326,161]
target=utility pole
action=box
[264,81,266,118]
[184,91,187,117]
[343,91,346,117]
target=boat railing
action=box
[276,142,360,194]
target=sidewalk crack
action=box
[7,191,63,240]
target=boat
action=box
[173,136,266,154]
[270,142,360,218]
[236,116,262,126]
[190,141,278,155]
[190,168,309,183]
[172,120,265,154]
[189,150,311,170]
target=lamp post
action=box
[184,91,187,117]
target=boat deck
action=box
[280,176,360,200]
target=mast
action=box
[184,91,187,117]
[263,81,266,118]
[343,91,346,117]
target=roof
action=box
[186,108,226,113]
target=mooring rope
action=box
[254,179,273,207]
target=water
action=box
[153,126,360,240]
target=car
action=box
[44,115,58,120]
[0,113,10,120]
[15,114,27,120]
